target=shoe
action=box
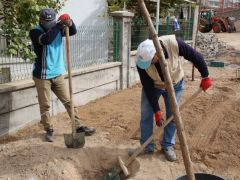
[76,126,96,136]
[162,147,177,162]
[128,148,154,156]
[45,129,54,142]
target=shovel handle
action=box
[179,88,202,111]
[126,88,203,166]
[118,156,129,176]
[65,26,76,135]
[130,88,202,139]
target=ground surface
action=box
[0,33,240,180]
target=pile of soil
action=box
[234,20,240,32]
[0,34,240,180]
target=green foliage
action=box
[107,0,185,17]
[0,0,65,62]
[107,0,130,12]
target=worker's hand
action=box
[155,111,164,127]
[59,13,70,21]
[58,14,72,27]
[200,77,212,91]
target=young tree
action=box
[0,0,65,61]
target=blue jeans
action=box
[140,79,184,151]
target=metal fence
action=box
[0,17,194,84]
[67,25,110,69]
[0,24,115,84]
[0,35,33,83]
[131,18,194,50]
[113,22,120,62]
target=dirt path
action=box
[0,33,240,180]
[216,32,240,50]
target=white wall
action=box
[59,0,108,26]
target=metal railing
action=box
[131,18,194,50]
[0,34,33,83]
[113,22,120,62]
[66,25,111,69]
[0,24,116,84]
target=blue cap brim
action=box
[136,57,152,70]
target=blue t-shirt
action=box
[173,18,180,31]
[29,23,77,79]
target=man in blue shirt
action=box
[173,16,180,31]
[29,8,96,142]
[129,36,212,161]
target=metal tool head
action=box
[64,132,85,148]
[104,168,120,180]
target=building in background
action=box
[207,0,240,9]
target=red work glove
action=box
[59,14,70,21]
[59,14,72,26]
[155,111,164,127]
[200,77,213,91]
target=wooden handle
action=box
[137,1,196,179]
[126,89,202,168]
[65,26,76,135]
[192,3,201,81]
[130,88,202,139]
[118,156,129,176]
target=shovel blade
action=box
[64,132,85,148]
[104,168,120,180]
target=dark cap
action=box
[39,8,56,21]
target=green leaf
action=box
[9,49,18,55]
[1,0,65,61]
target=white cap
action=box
[136,39,156,70]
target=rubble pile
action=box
[196,32,233,59]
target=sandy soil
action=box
[234,20,240,32]
[0,34,240,180]
[215,20,240,51]
[216,32,240,51]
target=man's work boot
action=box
[162,147,177,162]
[45,129,54,142]
[76,126,96,136]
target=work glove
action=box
[58,14,72,27]
[155,111,164,127]
[200,77,212,91]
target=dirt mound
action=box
[182,70,240,173]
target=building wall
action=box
[207,0,220,8]
[208,0,240,8]
[58,0,108,26]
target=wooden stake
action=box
[191,0,201,81]
[137,0,196,179]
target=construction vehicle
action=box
[199,9,236,33]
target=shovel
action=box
[118,88,202,177]
[130,87,202,140]
[104,88,202,179]
[64,26,85,148]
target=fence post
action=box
[111,11,134,89]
